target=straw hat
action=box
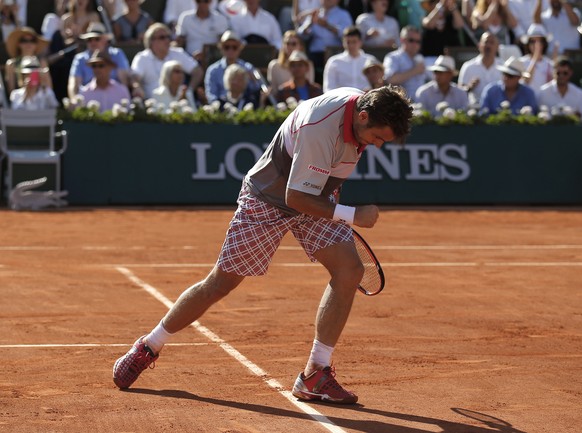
[362,57,384,73]
[86,49,117,68]
[427,55,458,75]
[80,22,113,40]
[6,27,49,58]
[496,56,530,78]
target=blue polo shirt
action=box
[70,47,130,85]
[480,81,539,115]
[204,57,261,103]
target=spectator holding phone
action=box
[10,56,59,110]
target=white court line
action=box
[0,343,208,349]
[115,266,347,433]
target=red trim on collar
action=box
[343,95,359,147]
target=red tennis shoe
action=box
[292,366,358,404]
[113,336,158,389]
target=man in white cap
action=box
[534,0,581,54]
[204,30,262,103]
[415,55,469,116]
[480,56,538,114]
[68,22,131,100]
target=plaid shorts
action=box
[217,184,353,276]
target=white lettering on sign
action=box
[192,142,471,182]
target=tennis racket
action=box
[352,230,385,296]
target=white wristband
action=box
[333,204,355,225]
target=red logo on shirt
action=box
[308,165,330,175]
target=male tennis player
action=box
[113,85,413,404]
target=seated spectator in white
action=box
[458,31,502,106]
[164,0,219,33]
[509,0,549,41]
[218,63,261,110]
[131,23,203,99]
[5,27,51,94]
[362,57,387,90]
[175,0,229,62]
[112,0,155,45]
[228,0,283,49]
[480,56,539,114]
[78,49,131,112]
[152,60,197,110]
[10,56,59,110]
[384,25,428,101]
[204,30,262,103]
[416,55,469,115]
[355,0,400,49]
[68,22,131,100]
[534,0,580,54]
[277,0,320,32]
[276,50,322,102]
[323,26,377,91]
[519,24,554,97]
[538,55,582,117]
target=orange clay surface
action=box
[1,207,581,433]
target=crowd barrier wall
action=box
[61,122,582,205]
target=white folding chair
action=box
[0,109,67,198]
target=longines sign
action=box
[191,142,470,182]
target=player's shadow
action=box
[126,388,527,433]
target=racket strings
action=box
[354,236,384,295]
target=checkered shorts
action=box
[217,184,353,276]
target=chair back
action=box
[0,109,57,152]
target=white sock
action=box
[307,339,334,371]
[144,321,173,354]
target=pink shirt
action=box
[79,79,131,112]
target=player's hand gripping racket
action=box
[353,230,385,296]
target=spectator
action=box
[151,60,198,110]
[42,0,68,41]
[297,0,353,73]
[276,50,322,102]
[61,0,102,44]
[415,54,469,115]
[323,25,377,91]
[538,55,582,117]
[384,25,428,100]
[68,22,131,100]
[102,0,126,21]
[229,0,283,49]
[175,0,229,63]
[10,56,59,110]
[218,63,261,110]
[1,0,21,41]
[480,55,538,114]
[268,30,315,98]
[458,30,502,105]
[471,0,518,45]
[164,0,220,33]
[519,23,554,97]
[78,49,131,111]
[131,23,203,99]
[204,30,262,102]
[112,0,154,45]
[362,57,387,89]
[508,0,549,41]
[5,27,50,94]
[421,0,465,59]
[277,0,319,32]
[534,0,581,54]
[355,0,400,49]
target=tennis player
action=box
[113,85,413,404]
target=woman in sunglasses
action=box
[4,26,52,94]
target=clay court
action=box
[1,207,580,433]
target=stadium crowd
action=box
[1,0,581,117]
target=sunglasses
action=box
[172,69,184,74]
[285,40,299,46]
[152,34,171,41]
[90,63,107,69]
[503,73,519,78]
[196,0,210,3]
[556,71,570,76]
[19,38,37,44]
[222,44,239,51]
[87,37,101,42]
[406,38,421,44]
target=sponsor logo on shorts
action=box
[308,165,330,176]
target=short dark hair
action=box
[356,85,413,143]
[343,25,362,39]
[554,55,573,70]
